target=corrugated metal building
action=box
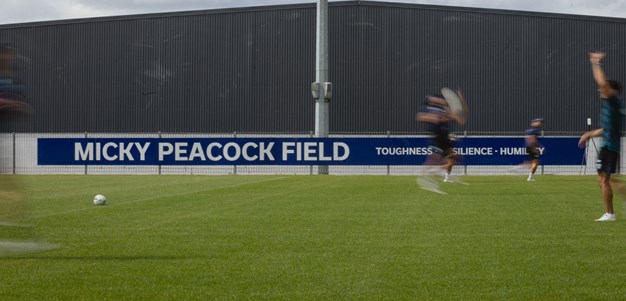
[0,1,625,134]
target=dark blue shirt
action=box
[599,96,625,153]
[525,127,540,147]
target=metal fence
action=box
[0,132,609,176]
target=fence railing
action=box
[0,132,610,176]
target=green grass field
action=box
[1,174,626,300]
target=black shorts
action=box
[597,147,619,174]
[526,147,540,161]
[429,144,455,158]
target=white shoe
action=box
[527,178,535,182]
[595,213,616,222]
[453,176,468,185]
[444,175,469,185]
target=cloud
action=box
[0,0,317,24]
[0,0,625,25]
[405,0,626,18]
[0,0,65,24]
[61,0,314,17]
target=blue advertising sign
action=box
[454,137,583,165]
[37,137,584,166]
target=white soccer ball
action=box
[93,194,107,206]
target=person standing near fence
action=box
[578,51,625,222]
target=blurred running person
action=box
[416,94,464,193]
[578,52,625,222]
[524,118,543,182]
[0,44,57,255]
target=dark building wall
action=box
[0,1,625,133]
[330,2,626,134]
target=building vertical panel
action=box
[0,1,624,133]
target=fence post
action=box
[386,131,390,175]
[12,132,16,175]
[158,131,162,175]
[84,132,88,175]
[539,130,544,175]
[310,131,314,175]
[233,131,237,175]
[464,131,468,176]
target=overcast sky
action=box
[0,0,625,25]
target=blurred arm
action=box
[590,52,611,97]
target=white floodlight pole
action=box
[313,0,331,174]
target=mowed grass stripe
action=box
[29,175,288,218]
[1,175,625,300]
